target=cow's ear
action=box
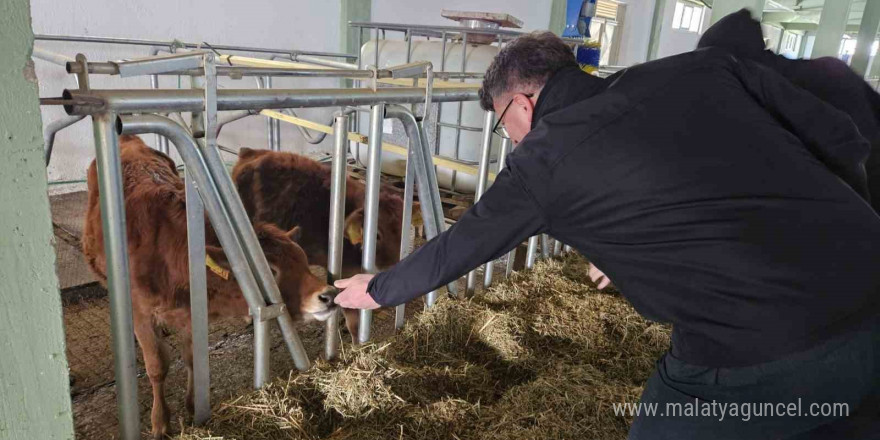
[237,147,269,162]
[411,202,423,228]
[344,208,365,245]
[286,225,303,243]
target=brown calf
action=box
[232,148,420,339]
[82,136,335,439]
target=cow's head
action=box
[343,194,422,270]
[206,222,337,322]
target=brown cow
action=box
[232,148,420,340]
[82,136,336,439]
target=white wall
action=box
[616,0,656,66]
[656,1,712,59]
[371,0,553,32]
[33,0,342,193]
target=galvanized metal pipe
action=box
[542,234,552,260]
[493,137,516,277]
[189,59,213,420]
[359,104,385,343]
[92,112,140,440]
[325,114,349,360]
[184,172,210,424]
[35,33,357,58]
[61,87,479,115]
[526,236,540,269]
[385,104,454,301]
[553,239,563,256]
[395,141,416,329]
[44,114,86,166]
[266,76,282,150]
[466,110,495,295]
[69,62,376,78]
[451,33,469,191]
[262,76,277,151]
[149,73,171,155]
[195,129,311,375]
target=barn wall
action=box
[617,0,658,66]
[31,0,344,194]
[656,1,713,59]
[0,0,74,438]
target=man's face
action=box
[493,92,538,145]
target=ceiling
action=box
[703,0,869,33]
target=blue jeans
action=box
[628,316,880,439]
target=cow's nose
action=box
[317,286,337,305]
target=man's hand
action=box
[333,274,381,310]
[589,263,614,290]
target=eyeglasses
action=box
[492,93,534,138]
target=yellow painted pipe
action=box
[260,109,496,181]
[221,54,480,89]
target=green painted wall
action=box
[340,0,371,57]
[647,0,670,61]
[549,0,567,36]
[0,0,75,439]
[340,0,371,88]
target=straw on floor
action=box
[177,253,670,440]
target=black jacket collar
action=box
[531,66,608,129]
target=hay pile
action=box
[178,253,670,440]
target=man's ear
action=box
[411,202,423,228]
[514,93,535,125]
[286,225,303,243]
[344,208,365,245]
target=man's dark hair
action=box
[479,31,578,111]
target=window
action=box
[672,1,705,33]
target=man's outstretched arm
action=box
[334,165,547,309]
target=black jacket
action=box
[699,8,880,211]
[368,48,880,367]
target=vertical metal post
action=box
[264,76,279,151]
[383,105,454,303]
[526,236,540,269]
[92,112,140,440]
[496,137,516,277]
[450,32,469,191]
[150,74,170,155]
[395,140,416,329]
[563,244,573,253]
[553,239,563,256]
[325,114,349,360]
[466,111,495,295]
[434,31,448,157]
[542,234,552,260]
[188,54,214,423]
[252,319,270,387]
[184,173,210,425]
[359,103,385,344]
[354,27,364,164]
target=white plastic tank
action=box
[359,39,500,193]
